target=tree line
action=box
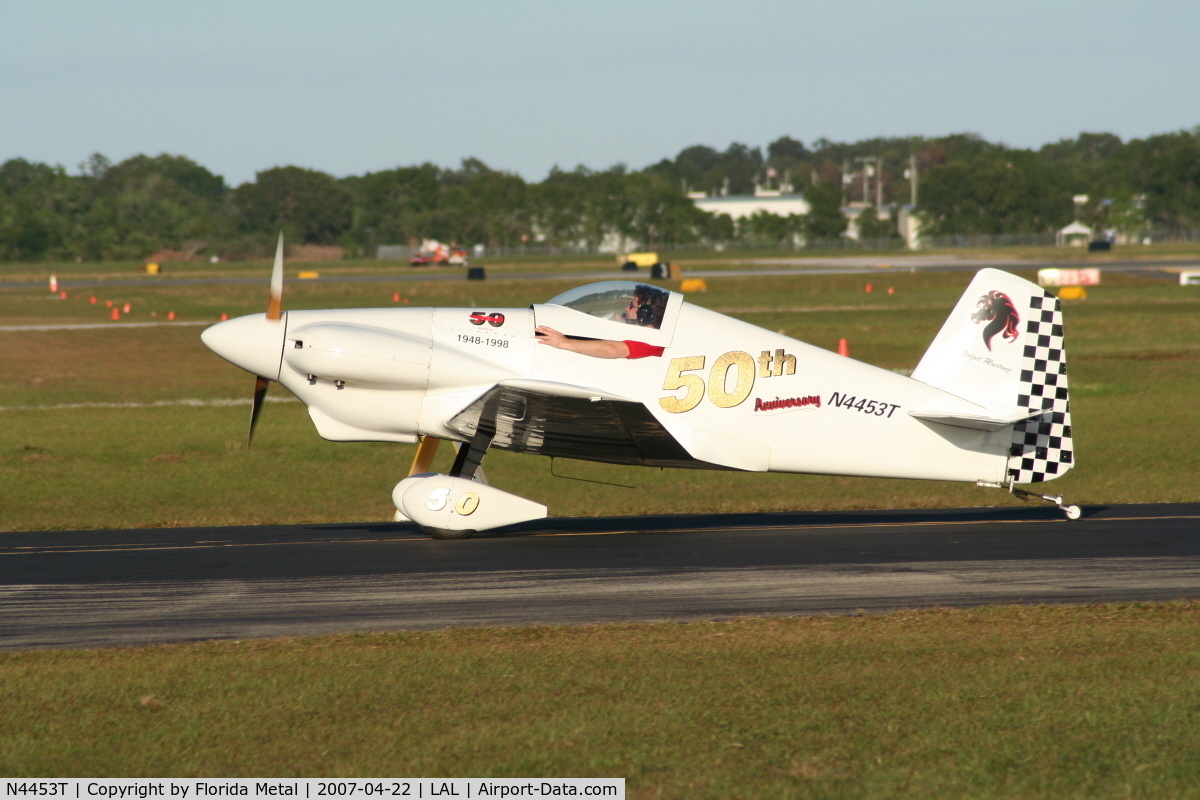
[1,128,1197,262]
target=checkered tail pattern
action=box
[1007,292,1074,483]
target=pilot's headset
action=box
[636,296,655,326]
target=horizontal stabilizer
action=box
[908,408,1042,432]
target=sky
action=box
[4,0,1199,187]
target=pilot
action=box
[536,284,668,359]
[612,284,668,328]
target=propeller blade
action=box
[249,232,285,446]
[267,231,284,320]
[248,375,270,446]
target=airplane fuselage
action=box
[260,301,1011,485]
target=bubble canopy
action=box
[545,281,671,330]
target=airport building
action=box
[689,189,921,249]
[690,189,812,220]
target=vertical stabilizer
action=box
[913,269,1074,484]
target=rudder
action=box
[1007,291,1074,484]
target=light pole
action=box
[855,156,880,208]
[904,154,918,207]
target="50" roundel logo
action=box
[425,487,480,516]
[469,312,505,327]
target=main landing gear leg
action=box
[978,479,1082,520]
[393,435,442,522]
[449,421,494,483]
[420,412,496,540]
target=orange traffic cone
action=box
[122,303,131,313]
[89,296,97,305]
[393,292,401,302]
[105,300,113,308]
[59,291,67,299]
[111,308,120,321]
[865,283,873,293]
[837,338,849,357]
[167,311,175,321]
[220,313,229,321]
[49,275,58,292]
[887,286,894,295]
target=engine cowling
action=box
[284,323,431,388]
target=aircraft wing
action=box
[444,380,706,469]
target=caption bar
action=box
[4,782,623,800]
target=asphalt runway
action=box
[2,503,1197,650]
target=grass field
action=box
[3,604,1200,798]
[1,262,1197,531]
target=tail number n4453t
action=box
[829,391,900,418]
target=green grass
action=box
[1,270,1197,531]
[3,604,1200,797]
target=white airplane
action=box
[202,235,1079,539]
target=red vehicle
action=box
[410,245,468,267]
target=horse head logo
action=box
[970,291,1020,351]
